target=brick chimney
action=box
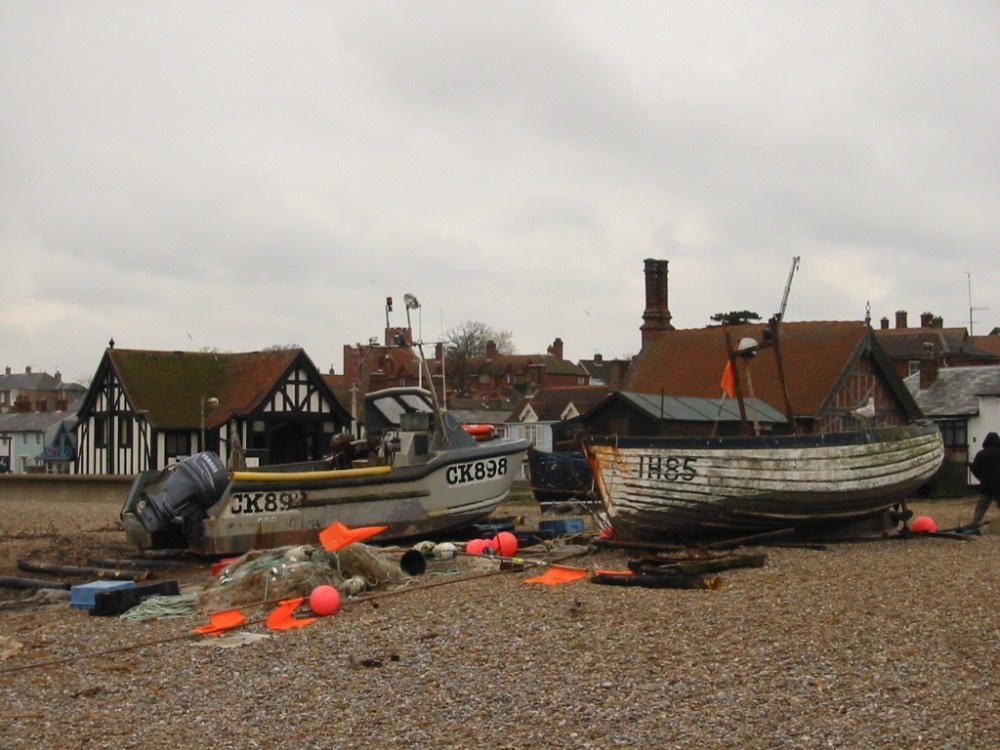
[919,342,938,389]
[485,341,497,360]
[641,258,674,347]
[880,317,889,330]
[895,310,908,329]
[593,353,604,364]
[547,338,564,360]
[920,312,934,328]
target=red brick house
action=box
[874,310,998,379]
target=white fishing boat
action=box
[122,386,529,555]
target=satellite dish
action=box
[404,293,420,310]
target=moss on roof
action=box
[109,348,303,429]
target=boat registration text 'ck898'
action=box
[446,457,508,486]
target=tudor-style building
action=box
[76,345,352,475]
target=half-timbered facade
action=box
[76,345,352,475]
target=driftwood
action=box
[0,576,71,591]
[629,553,768,576]
[87,557,197,570]
[591,571,723,590]
[17,560,149,582]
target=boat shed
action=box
[625,320,923,435]
[553,391,789,446]
[75,345,352,475]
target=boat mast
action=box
[770,256,799,434]
[778,256,800,322]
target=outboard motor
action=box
[133,452,230,533]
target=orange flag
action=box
[192,608,247,636]
[319,521,389,551]
[523,565,589,586]
[265,597,317,631]
[720,360,736,399]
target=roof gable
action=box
[507,385,611,423]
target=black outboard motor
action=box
[133,452,231,533]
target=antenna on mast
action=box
[967,265,987,337]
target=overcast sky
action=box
[2,1,997,384]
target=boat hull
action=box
[123,440,527,555]
[586,422,944,540]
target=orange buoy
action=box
[492,531,518,557]
[911,515,937,533]
[465,538,492,555]
[309,585,341,616]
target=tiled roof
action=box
[904,366,1000,417]
[875,330,998,361]
[0,410,76,433]
[0,371,65,390]
[475,354,588,379]
[107,348,305,430]
[625,321,877,417]
[969,335,1000,356]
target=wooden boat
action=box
[526,446,597,510]
[585,421,944,540]
[584,259,944,540]
[121,386,529,555]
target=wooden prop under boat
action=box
[121,387,529,555]
[585,421,944,540]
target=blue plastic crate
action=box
[70,580,136,610]
[539,518,586,536]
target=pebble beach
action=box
[1,495,997,749]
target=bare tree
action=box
[444,321,515,396]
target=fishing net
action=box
[198,543,411,612]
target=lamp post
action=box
[403,293,421,388]
[200,395,219,453]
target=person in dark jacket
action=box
[970,431,1000,525]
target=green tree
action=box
[710,310,762,326]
